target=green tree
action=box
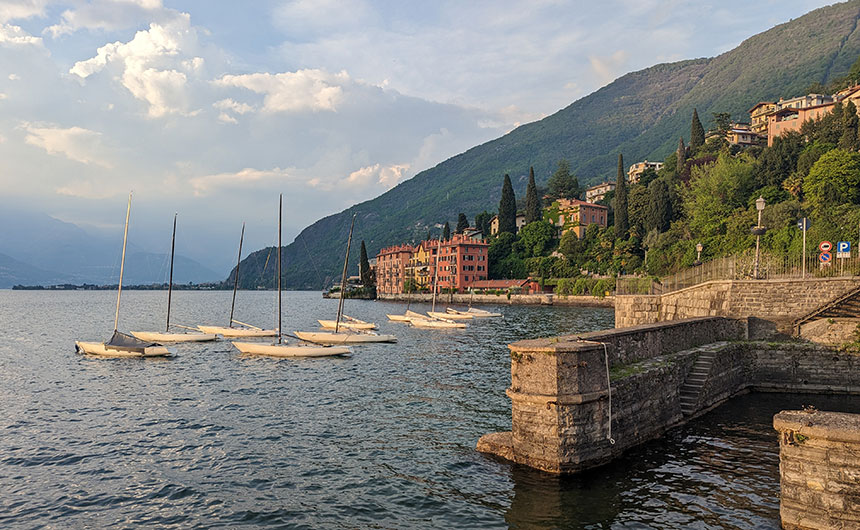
[524,167,542,223]
[646,178,673,233]
[614,153,629,239]
[442,221,451,240]
[474,211,492,238]
[803,148,860,214]
[756,131,805,187]
[455,213,469,234]
[839,101,860,151]
[627,185,650,238]
[358,240,375,290]
[685,154,756,237]
[498,173,517,234]
[711,112,732,135]
[547,159,580,200]
[690,108,705,151]
[517,221,556,258]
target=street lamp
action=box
[752,196,767,278]
[694,242,703,266]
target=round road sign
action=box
[819,241,832,252]
[819,252,832,263]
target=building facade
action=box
[585,181,615,203]
[375,244,414,295]
[627,160,663,183]
[490,213,527,235]
[748,102,777,135]
[545,198,609,239]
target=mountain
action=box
[0,209,221,285]
[0,252,72,288]
[237,0,860,289]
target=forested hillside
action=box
[236,0,860,289]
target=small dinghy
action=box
[408,317,467,329]
[428,310,473,320]
[387,314,412,322]
[75,193,171,358]
[234,194,352,358]
[465,307,503,318]
[318,315,377,330]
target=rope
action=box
[577,337,616,445]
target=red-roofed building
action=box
[427,233,489,293]
[375,244,414,295]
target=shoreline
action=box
[375,292,614,307]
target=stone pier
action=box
[774,410,860,529]
[477,316,860,475]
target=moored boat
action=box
[233,341,351,357]
[294,330,397,344]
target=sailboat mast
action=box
[229,223,245,328]
[166,213,177,332]
[113,192,132,332]
[278,194,282,344]
[335,213,356,333]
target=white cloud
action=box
[8,73,19,80]
[213,98,254,123]
[0,0,46,23]
[55,180,118,199]
[69,14,198,117]
[0,23,43,46]
[23,123,113,168]
[342,163,410,188]
[214,69,349,113]
[588,50,630,86]
[189,167,294,196]
[45,0,169,37]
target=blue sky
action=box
[0,0,836,273]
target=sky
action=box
[0,0,837,274]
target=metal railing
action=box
[617,250,860,296]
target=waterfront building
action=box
[585,181,615,204]
[544,198,609,239]
[406,241,432,291]
[627,160,662,184]
[427,234,489,293]
[375,244,414,295]
[489,213,527,235]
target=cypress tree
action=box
[455,213,469,233]
[359,240,374,288]
[442,222,451,240]
[677,137,686,163]
[524,166,542,224]
[498,173,517,234]
[690,109,705,150]
[614,153,629,239]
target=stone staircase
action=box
[679,351,716,416]
[793,284,860,335]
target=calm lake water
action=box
[0,290,857,529]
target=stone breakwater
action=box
[774,410,860,530]
[477,316,860,474]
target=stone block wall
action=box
[615,278,860,332]
[774,410,860,530]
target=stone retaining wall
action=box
[615,278,860,332]
[376,292,613,307]
[774,410,860,529]
[477,317,860,475]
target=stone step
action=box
[686,377,707,384]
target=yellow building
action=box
[748,102,776,135]
[406,242,432,291]
[627,160,662,184]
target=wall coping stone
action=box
[774,410,860,443]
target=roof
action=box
[748,101,776,113]
[586,181,615,191]
[470,279,530,289]
[555,198,609,210]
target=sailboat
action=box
[75,193,172,357]
[197,222,278,338]
[131,214,216,343]
[405,245,467,329]
[294,214,397,345]
[233,195,351,357]
[318,315,377,330]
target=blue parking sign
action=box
[837,241,851,258]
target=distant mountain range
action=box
[237,0,860,290]
[0,209,221,288]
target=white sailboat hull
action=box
[294,331,397,344]
[408,318,467,329]
[318,319,377,330]
[387,314,411,322]
[131,331,217,342]
[232,341,351,357]
[428,311,473,320]
[466,308,503,318]
[75,341,172,357]
[197,325,278,337]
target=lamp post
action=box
[752,196,767,279]
[695,243,703,266]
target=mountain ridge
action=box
[237,0,860,289]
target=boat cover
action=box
[106,331,160,353]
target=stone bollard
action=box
[774,410,860,530]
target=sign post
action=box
[798,218,810,278]
[820,241,833,270]
[837,241,851,276]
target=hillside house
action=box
[544,198,608,239]
[585,181,615,203]
[627,160,663,183]
[490,213,527,235]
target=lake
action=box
[0,290,856,528]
